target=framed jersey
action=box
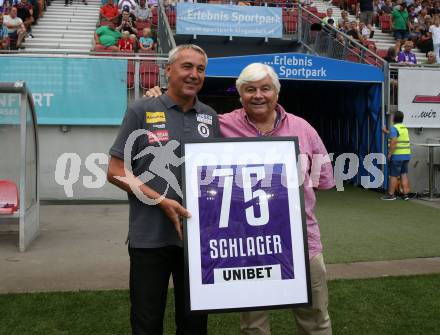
[182,137,310,314]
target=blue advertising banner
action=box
[176,3,282,38]
[0,57,127,125]
[206,53,384,83]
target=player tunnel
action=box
[199,53,386,189]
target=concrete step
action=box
[38,17,98,24]
[45,4,100,9]
[18,48,93,53]
[23,41,92,49]
[32,24,97,30]
[43,12,99,18]
[31,31,95,37]
[26,37,92,43]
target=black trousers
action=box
[129,246,208,335]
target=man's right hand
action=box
[144,85,162,97]
[158,198,191,240]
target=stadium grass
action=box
[316,185,440,264]
[0,274,439,335]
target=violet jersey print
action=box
[197,164,294,285]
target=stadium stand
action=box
[23,0,100,52]
[311,0,427,63]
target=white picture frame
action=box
[182,137,310,313]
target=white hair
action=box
[168,44,208,65]
[235,63,281,94]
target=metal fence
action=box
[158,0,177,55]
[297,6,387,70]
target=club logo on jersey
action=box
[148,130,169,144]
[197,113,213,125]
[198,123,210,138]
[146,112,166,124]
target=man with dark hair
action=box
[107,44,218,335]
[382,110,412,200]
[117,7,138,36]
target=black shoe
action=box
[381,194,397,200]
[402,194,410,201]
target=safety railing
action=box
[297,6,387,70]
[158,0,177,54]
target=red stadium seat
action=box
[345,48,361,63]
[379,14,392,33]
[136,21,151,31]
[283,15,297,34]
[151,7,158,27]
[376,49,388,59]
[0,180,19,215]
[140,62,159,89]
[167,12,176,28]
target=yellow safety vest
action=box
[389,123,411,156]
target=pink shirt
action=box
[219,104,335,260]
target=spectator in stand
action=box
[347,20,363,40]
[434,1,440,15]
[381,0,394,14]
[397,40,418,63]
[0,14,9,50]
[357,0,375,26]
[118,30,134,51]
[4,7,26,49]
[413,0,423,15]
[139,27,155,52]
[95,20,121,51]
[134,0,152,22]
[392,2,412,49]
[384,46,398,62]
[359,21,373,38]
[338,10,349,28]
[424,50,439,63]
[416,8,429,25]
[340,20,351,33]
[407,4,417,23]
[116,7,137,38]
[16,0,33,37]
[416,24,434,53]
[429,14,440,62]
[100,0,119,22]
[118,0,137,12]
[322,7,335,25]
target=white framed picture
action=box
[182,137,310,313]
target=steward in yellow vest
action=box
[382,110,411,201]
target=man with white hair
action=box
[146,63,334,334]
[108,44,219,335]
[222,63,334,335]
